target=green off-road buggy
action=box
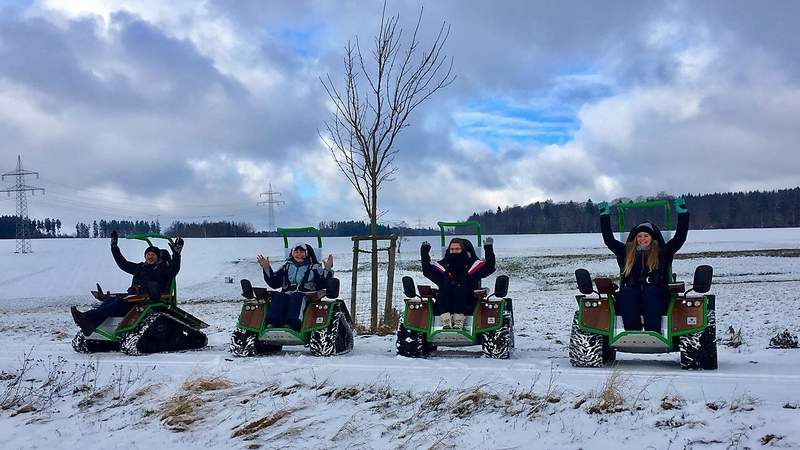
[230,227,354,357]
[396,221,514,359]
[72,234,209,355]
[569,200,717,370]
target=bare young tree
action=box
[321,5,454,330]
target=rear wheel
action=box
[569,311,614,367]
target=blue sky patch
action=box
[455,71,617,146]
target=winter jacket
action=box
[111,245,180,294]
[263,244,331,293]
[422,240,496,292]
[600,212,689,289]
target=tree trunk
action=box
[370,183,379,331]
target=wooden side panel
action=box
[119,306,145,329]
[582,300,611,332]
[241,303,267,329]
[476,301,502,328]
[406,301,430,329]
[672,296,704,332]
[304,301,331,329]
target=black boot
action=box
[71,306,95,336]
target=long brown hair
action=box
[623,240,660,276]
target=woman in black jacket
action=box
[421,237,495,329]
[599,199,689,332]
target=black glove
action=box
[169,237,184,255]
[110,230,118,247]
[420,241,431,263]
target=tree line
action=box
[0,216,62,238]
[469,187,800,234]
[6,186,800,239]
[74,220,161,238]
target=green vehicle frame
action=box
[570,200,717,369]
[230,227,354,357]
[396,221,514,359]
[73,233,209,354]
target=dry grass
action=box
[161,376,233,432]
[586,369,628,414]
[231,406,304,439]
[182,376,232,393]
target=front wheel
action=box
[396,323,428,358]
[481,315,513,359]
[679,309,717,370]
[230,329,258,357]
[569,311,614,367]
[309,311,353,357]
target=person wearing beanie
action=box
[70,230,184,337]
[256,242,334,330]
[597,198,690,331]
[420,236,496,329]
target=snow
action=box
[1,229,800,449]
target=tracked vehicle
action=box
[72,234,208,355]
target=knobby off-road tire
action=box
[308,311,354,357]
[569,311,615,367]
[120,312,207,356]
[481,315,514,359]
[230,329,283,357]
[230,329,258,357]
[396,323,429,358]
[679,309,717,370]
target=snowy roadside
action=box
[1,231,800,449]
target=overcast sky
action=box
[1,0,798,231]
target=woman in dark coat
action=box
[421,237,495,329]
[599,199,689,331]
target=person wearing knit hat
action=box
[597,198,690,332]
[70,230,184,337]
[256,242,334,330]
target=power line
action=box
[1,155,45,253]
[257,182,285,231]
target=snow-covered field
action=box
[1,229,799,449]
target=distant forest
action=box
[4,187,799,238]
[469,187,800,234]
[0,216,62,239]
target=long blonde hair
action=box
[623,240,660,276]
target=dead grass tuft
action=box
[586,370,627,414]
[161,394,203,431]
[232,406,304,439]
[182,376,232,393]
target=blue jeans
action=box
[266,292,305,330]
[615,285,667,332]
[83,296,135,328]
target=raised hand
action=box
[256,254,270,270]
[421,241,431,254]
[674,197,688,214]
[483,236,494,246]
[110,230,119,247]
[323,254,334,271]
[598,201,610,216]
[170,237,184,255]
